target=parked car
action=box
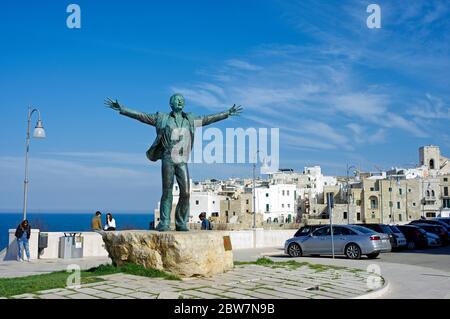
[424,232,442,247]
[396,225,428,249]
[353,224,397,250]
[411,223,449,245]
[293,225,325,237]
[410,219,450,237]
[284,225,391,260]
[433,217,450,227]
[387,225,408,249]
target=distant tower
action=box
[419,145,441,171]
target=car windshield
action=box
[294,226,317,236]
[436,219,450,226]
[389,226,402,233]
[380,225,393,233]
[350,225,375,234]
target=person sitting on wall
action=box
[199,212,212,230]
[91,211,103,231]
[15,220,31,262]
[104,213,117,231]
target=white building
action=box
[254,183,297,222]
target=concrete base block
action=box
[101,231,234,278]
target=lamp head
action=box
[33,119,46,138]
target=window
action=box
[369,196,378,209]
[357,213,361,221]
[175,185,178,191]
[266,204,269,212]
[212,212,219,217]
[371,212,375,219]
[398,214,402,221]
[413,202,416,207]
[266,193,269,197]
[429,159,435,169]
[356,200,361,206]
[443,199,450,208]
[195,200,199,205]
[444,178,448,182]
[389,201,393,207]
[432,190,435,197]
[288,204,290,208]
[408,189,411,193]
[370,187,375,191]
[397,202,400,209]
[313,226,330,236]
[343,211,348,220]
[444,187,448,197]
[426,190,430,197]
[287,190,290,196]
[233,212,236,216]
[282,190,285,196]
[246,209,249,213]
[212,201,215,204]
[282,204,284,208]
[426,212,436,218]
[389,187,392,192]
[399,189,403,195]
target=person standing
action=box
[104,213,117,231]
[15,220,31,262]
[91,211,103,231]
[199,213,212,230]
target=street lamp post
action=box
[346,164,357,224]
[252,150,262,229]
[22,107,46,221]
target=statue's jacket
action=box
[120,107,229,162]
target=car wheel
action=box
[407,241,416,250]
[366,253,379,259]
[288,243,302,257]
[345,243,361,259]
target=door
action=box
[333,226,356,254]
[302,226,331,254]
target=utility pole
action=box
[252,161,256,229]
[328,192,335,259]
[346,164,357,224]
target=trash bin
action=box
[38,233,48,249]
[59,233,83,259]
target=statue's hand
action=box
[104,97,122,112]
[228,104,243,116]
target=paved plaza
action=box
[7,263,381,299]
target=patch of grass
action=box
[85,263,180,281]
[0,271,103,298]
[0,262,179,298]
[235,258,350,273]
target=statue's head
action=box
[169,93,185,112]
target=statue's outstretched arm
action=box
[201,104,243,126]
[105,98,156,126]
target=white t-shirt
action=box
[104,218,116,230]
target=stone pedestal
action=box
[101,231,234,277]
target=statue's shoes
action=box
[175,226,189,232]
[155,225,171,232]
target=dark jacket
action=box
[15,224,31,240]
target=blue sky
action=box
[1,0,449,212]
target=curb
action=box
[353,280,390,299]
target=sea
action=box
[0,212,154,251]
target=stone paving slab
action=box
[5,262,383,299]
[39,294,69,299]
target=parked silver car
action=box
[284,225,392,259]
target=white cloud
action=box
[226,59,263,71]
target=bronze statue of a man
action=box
[105,94,242,231]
